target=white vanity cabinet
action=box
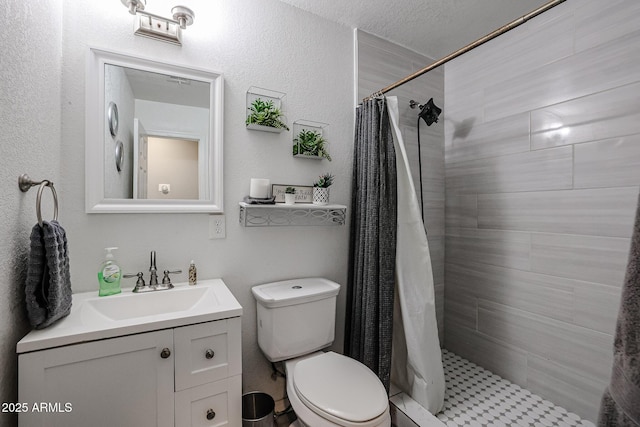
[18,317,242,427]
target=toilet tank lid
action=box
[252,278,340,308]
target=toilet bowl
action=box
[251,278,391,427]
[284,352,391,427]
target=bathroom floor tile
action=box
[438,350,596,427]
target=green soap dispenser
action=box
[98,247,122,296]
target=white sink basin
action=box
[17,279,242,353]
[85,285,213,321]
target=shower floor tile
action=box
[438,350,596,427]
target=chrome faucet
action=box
[124,251,181,293]
[149,250,159,288]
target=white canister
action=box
[250,178,270,199]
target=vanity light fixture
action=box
[121,0,195,46]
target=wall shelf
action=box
[239,202,346,227]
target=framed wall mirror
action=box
[85,47,224,213]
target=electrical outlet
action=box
[209,214,226,239]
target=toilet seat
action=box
[291,352,389,426]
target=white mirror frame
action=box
[85,47,224,213]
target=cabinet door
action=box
[19,329,174,427]
[174,318,241,391]
[175,375,241,427]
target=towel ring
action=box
[19,174,59,227]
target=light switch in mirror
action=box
[86,47,224,213]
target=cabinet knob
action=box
[205,349,215,359]
[160,348,171,359]
[206,409,216,420]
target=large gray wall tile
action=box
[446,12,574,100]
[484,29,640,122]
[446,146,572,195]
[446,262,574,323]
[442,88,484,133]
[531,82,640,150]
[428,236,444,285]
[445,194,477,229]
[445,113,530,163]
[574,281,621,335]
[531,233,630,287]
[477,300,613,382]
[444,325,528,387]
[574,136,640,189]
[446,228,530,271]
[575,0,640,52]
[526,354,608,423]
[478,187,638,238]
[443,287,476,331]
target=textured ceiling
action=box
[275,0,551,59]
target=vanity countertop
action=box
[17,279,242,354]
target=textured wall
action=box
[0,0,355,418]
[355,30,445,342]
[443,0,640,421]
[58,0,353,406]
[0,1,63,426]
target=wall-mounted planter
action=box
[246,87,289,133]
[292,120,330,160]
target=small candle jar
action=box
[249,178,270,199]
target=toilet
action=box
[252,278,391,427]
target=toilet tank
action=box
[252,278,340,362]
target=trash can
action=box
[242,392,275,427]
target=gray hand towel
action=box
[25,220,72,329]
[598,193,640,426]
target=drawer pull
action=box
[160,348,171,359]
[205,349,215,359]
[206,409,216,420]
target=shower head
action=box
[410,98,442,126]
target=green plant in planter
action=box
[293,129,331,161]
[246,98,289,130]
[313,173,334,188]
[285,186,296,194]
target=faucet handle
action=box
[124,272,146,292]
[161,270,182,288]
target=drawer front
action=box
[175,375,242,427]
[174,318,241,391]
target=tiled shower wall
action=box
[356,30,445,342]
[443,0,640,422]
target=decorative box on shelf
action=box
[245,87,289,133]
[292,120,330,160]
[239,202,346,227]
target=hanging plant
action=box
[246,98,289,130]
[293,129,331,161]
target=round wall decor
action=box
[107,102,119,137]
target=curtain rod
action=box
[363,0,566,101]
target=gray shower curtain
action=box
[345,97,397,392]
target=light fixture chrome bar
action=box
[121,1,195,46]
[134,10,183,45]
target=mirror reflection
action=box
[104,64,210,200]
